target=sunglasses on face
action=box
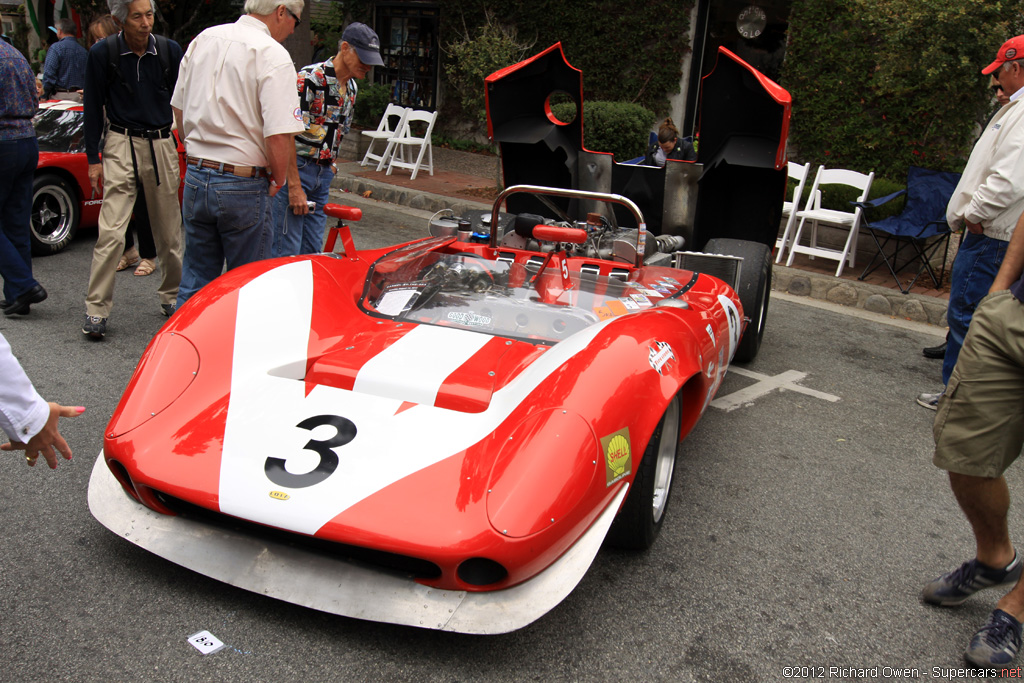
[285,7,300,28]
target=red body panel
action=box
[103,235,742,593]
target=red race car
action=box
[31,100,185,255]
[88,45,789,634]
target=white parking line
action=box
[711,367,840,412]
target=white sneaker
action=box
[916,391,943,410]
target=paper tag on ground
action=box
[188,630,225,655]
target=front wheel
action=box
[606,394,681,550]
[31,174,80,256]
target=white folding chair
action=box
[382,109,436,180]
[360,104,409,169]
[786,166,875,276]
[774,161,811,264]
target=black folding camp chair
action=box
[852,166,961,294]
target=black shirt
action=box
[83,32,182,164]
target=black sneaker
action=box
[83,315,107,340]
[161,303,175,317]
[923,554,1023,606]
[965,609,1022,666]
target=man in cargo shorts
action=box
[923,204,1024,667]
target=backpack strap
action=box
[104,33,131,95]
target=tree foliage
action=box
[782,0,1020,179]
[438,0,693,135]
[444,12,533,126]
[69,0,240,46]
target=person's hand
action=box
[289,184,309,215]
[1,403,85,469]
[88,163,103,195]
[965,220,983,235]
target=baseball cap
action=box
[982,35,1024,75]
[342,22,384,67]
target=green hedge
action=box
[353,83,392,129]
[551,101,656,162]
[782,0,1018,179]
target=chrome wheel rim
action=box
[651,395,681,523]
[32,183,75,246]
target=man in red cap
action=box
[916,37,1024,410]
[921,37,1024,668]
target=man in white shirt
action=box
[0,333,83,469]
[915,36,1024,410]
[171,0,307,308]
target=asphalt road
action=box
[1,191,1011,682]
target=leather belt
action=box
[109,124,171,139]
[186,156,268,179]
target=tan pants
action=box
[85,130,183,318]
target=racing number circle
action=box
[265,415,357,488]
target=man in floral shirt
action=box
[271,22,383,257]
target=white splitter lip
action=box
[87,451,626,634]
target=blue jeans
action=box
[177,165,271,308]
[0,137,40,301]
[270,156,334,257]
[942,231,1009,385]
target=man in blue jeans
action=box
[270,22,382,257]
[171,0,307,308]
[0,39,47,317]
[917,36,1024,410]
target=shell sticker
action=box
[602,428,632,486]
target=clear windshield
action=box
[33,108,86,154]
[361,243,647,344]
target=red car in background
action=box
[31,100,185,255]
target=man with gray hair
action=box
[81,0,184,339]
[270,22,383,257]
[42,18,87,100]
[171,0,307,308]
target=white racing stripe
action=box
[218,261,615,535]
[353,325,492,405]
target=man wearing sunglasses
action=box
[170,1,307,308]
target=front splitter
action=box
[87,452,625,634]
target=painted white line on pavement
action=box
[712,367,841,412]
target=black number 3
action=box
[265,415,357,489]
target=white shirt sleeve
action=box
[0,333,49,444]
[260,62,305,138]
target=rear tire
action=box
[607,395,681,550]
[31,174,79,256]
[704,238,771,362]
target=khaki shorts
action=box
[933,289,1024,478]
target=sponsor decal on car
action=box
[601,427,631,486]
[269,490,290,500]
[447,310,492,327]
[648,340,675,375]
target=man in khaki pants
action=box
[82,0,183,339]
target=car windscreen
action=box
[33,108,85,154]
[361,242,644,344]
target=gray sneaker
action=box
[82,315,107,340]
[965,609,1022,666]
[923,554,1023,606]
[917,391,943,410]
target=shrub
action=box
[782,0,1018,179]
[551,101,656,162]
[444,13,534,126]
[353,83,392,129]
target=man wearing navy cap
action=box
[270,22,384,257]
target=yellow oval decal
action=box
[269,491,290,501]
